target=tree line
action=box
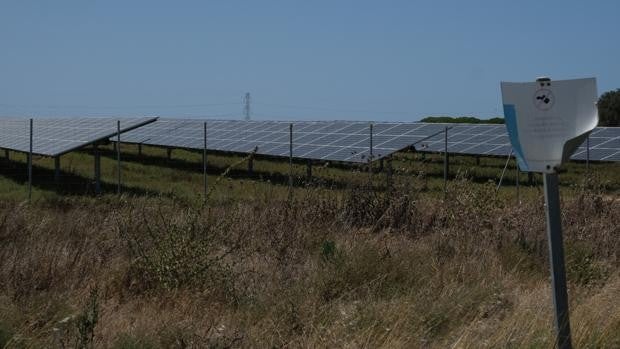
[421,89,619,126]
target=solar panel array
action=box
[117,118,620,163]
[417,125,620,161]
[571,127,620,162]
[0,117,157,157]
[119,119,455,163]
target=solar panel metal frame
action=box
[117,118,620,164]
[415,124,620,162]
[118,119,449,164]
[0,116,158,157]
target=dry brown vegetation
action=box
[0,178,619,348]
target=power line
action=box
[253,101,411,115]
[0,102,239,110]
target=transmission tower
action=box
[243,92,251,120]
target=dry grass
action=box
[0,177,618,348]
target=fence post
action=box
[94,144,101,194]
[369,123,373,171]
[516,157,520,205]
[289,123,293,200]
[443,126,449,200]
[306,159,312,184]
[28,118,33,202]
[386,155,393,191]
[117,120,121,195]
[203,122,208,203]
[54,156,61,183]
[586,135,590,173]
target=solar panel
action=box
[117,118,620,163]
[415,124,620,161]
[571,127,620,161]
[119,119,430,163]
[0,117,157,157]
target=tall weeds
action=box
[0,177,617,348]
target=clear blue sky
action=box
[1,0,618,121]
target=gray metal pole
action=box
[386,155,393,191]
[94,145,101,194]
[289,123,293,198]
[444,126,448,199]
[543,173,573,349]
[586,136,590,172]
[54,156,61,182]
[516,160,520,205]
[117,120,121,195]
[369,123,374,172]
[28,118,33,202]
[203,122,207,202]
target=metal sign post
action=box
[501,77,598,349]
[543,172,572,349]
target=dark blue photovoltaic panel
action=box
[0,117,157,156]
[119,119,430,163]
[414,124,619,161]
[116,118,620,163]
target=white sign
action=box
[500,77,598,173]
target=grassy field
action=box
[0,145,618,348]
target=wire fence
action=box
[0,119,611,203]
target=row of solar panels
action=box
[0,117,157,156]
[0,116,618,163]
[117,118,620,163]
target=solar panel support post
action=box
[117,120,121,195]
[203,122,207,203]
[94,144,101,195]
[248,157,253,175]
[288,123,293,200]
[386,155,393,191]
[54,156,61,183]
[543,172,573,349]
[443,126,449,200]
[369,123,373,170]
[4,149,8,160]
[515,158,520,205]
[138,144,142,157]
[166,148,172,162]
[28,118,33,202]
[586,136,590,173]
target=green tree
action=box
[597,89,620,127]
[420,116,504,124]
